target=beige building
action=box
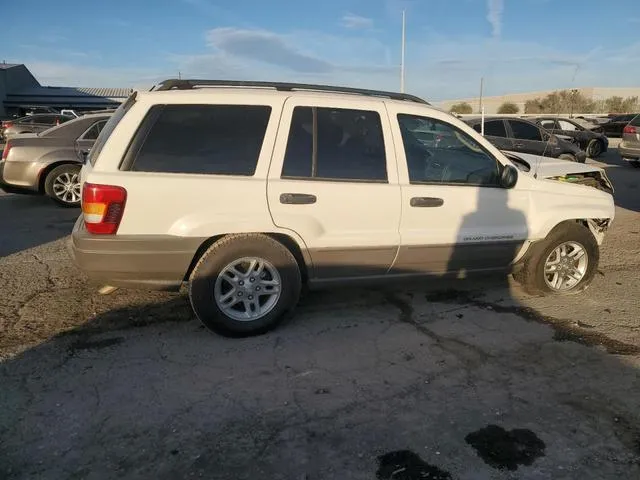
[438,87,640,114]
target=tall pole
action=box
[400,10,406,93]
[479,77,484,113]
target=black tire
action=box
[587,139,603,157]
[44,164,82,207]
[189,234,302,337]
[559,153,577,162]
[630,161,640,169]
[513,222,599,296]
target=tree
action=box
[449,102,473,114]
[497,102,519,114]
[604,96,639,113]
[522,90,596,114]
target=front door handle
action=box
[410,197,444,208]
[280,193,317,205]
[513,143,525,148]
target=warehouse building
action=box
[0,63,132,118]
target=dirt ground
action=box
[1,141,639,479]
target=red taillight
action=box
[82,183,127,235]
[1,142,11,160]
[623,125,637,134]
[2,121,13,129]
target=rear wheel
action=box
[514,222,598,296]
[587,139,604,157]
[189,234,302,337]
[630,160,640,169]
[44,164,82,207]
[559,153,577,162]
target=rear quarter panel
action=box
[3,138,76,188]
[88,93,293,240]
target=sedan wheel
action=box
[44,164,82,207]
[587,140,603,157]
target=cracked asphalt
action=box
[1,142,639,479]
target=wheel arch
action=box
[37,159,81,193]
[183,232,311,284]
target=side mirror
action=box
[500,164,518,189]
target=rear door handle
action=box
[410,197,444,208]
[280,193,317,205]
[513,143,525,148]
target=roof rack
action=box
[150,79,430,105]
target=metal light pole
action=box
[400,10,406,93]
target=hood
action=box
[502,150,614,194]
[502,150,603,176]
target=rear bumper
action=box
[68,216,205,291]
[619,142,640,160]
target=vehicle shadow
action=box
[1,187,639,479]
[0,193,79,257]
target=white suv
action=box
[69,80,615,336]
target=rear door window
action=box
[282,106,387,182]
[539,119,557,130]
[130,105,272,175]
[481,120,508,137]
[508,120,542,141]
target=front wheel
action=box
[189,234,302,337]
[44,164,81,207]
[514,222,599,296]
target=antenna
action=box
[400,10,406,93]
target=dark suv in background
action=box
[600,113,640,137]
[534,117,608,157]
[465,117,587,163]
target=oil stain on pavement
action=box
[376,450,452,480]
[465,424,546,471]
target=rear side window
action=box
[474,120,507,137]
[508,120,542,141]
[81,120,107,140]
[630,114,640,127]
[131,105,271,176]
[282,106,387,182]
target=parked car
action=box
[600,113,639,138]
[619,114,640,168]
[69,80,614,336]
[533,117,608,157]
[465,117,587,162]
[1,114,74,140]
[0,113,111,206]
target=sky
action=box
[3,0,640,101]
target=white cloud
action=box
[486,0,504,38]
[341,13,374,29]
[16,25,640,102]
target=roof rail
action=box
[150,79,430,105]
